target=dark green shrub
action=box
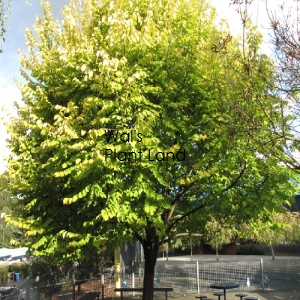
[237,244,264,255]
[0,265,8,283]
[29,259,64,298]
[9,262,30,279]
[30,257,59,278]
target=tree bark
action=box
[270,242,275,260]
[142,227,160,300]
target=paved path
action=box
[107,289,300,300]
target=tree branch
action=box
[224,161,247,192]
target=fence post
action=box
[72,273,76,300]
[37,273,41,300]
[260,258,264,291]
[101,274,104,300]
[132,272,135,296]
[196,261,200,295]
[114,247,121,296]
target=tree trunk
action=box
[216,241,219,261]
[166,242,168,261]
[142,229,160,300]
[270,242,275,260]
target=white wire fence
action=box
[2,258,300,299]
[119,258,300,294]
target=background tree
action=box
[239,209,300,260]
[0,0,10,52]
[0,0,32,52]
[5,0,297,299]
[267,0,300,170]
[204,217,236,261]
[228,0,300,174]
[167,234,203,261]
[231,0,300,171]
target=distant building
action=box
[0,247,29,265]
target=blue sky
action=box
[0,0,290,173]
[0,1,68,83]
[0,0,69,173]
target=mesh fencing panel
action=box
[2,258,300,299]
[262,258,300,291]
[120,258,300,294]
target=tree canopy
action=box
[5,0,297,299]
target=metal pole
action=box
[72,273,75,300]
[115,247,121,296]
[260,258,264,291]
[196,261,200,295]
[132,272,135,296]
[101,274,104,300]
